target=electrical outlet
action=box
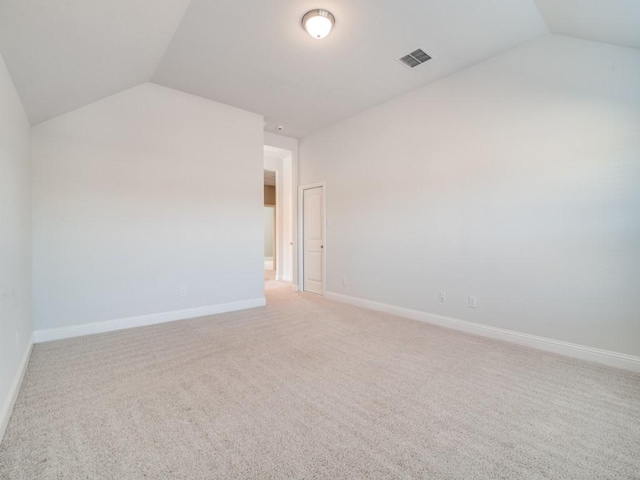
[440,291,446,302]
[469,296,477,308]
[342,277,348,286]
[179,287,187,297]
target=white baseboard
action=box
[0,335,33,443]
[325,291,640,373]
[33,297,266,344]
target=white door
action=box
[302,186,324,295]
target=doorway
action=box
[299,182,325,295]
[263,145,295,289]
[264,170,276,281]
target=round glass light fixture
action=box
[302,9,335,39]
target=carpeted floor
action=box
[265,268,275,282]
[1,281,639,479]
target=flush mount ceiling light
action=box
[302,9,335,39]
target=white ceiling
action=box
[153,0,547,137]
[0,1,638,137]
[0,0,191,125]
[535,0,640,50]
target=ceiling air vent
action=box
[399,49,432,69]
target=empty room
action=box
[1,0,639,478]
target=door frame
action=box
[298,181,326,295]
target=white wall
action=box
[299,35,640,356]
[31,83,265,331]
[0,54,32,439]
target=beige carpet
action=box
[1,281,639,479]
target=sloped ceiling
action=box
[0,0,637,137]
[152,0,547,138]
[0,0,192,125]
[535,0,640,50]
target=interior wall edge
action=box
[0,338,34,444]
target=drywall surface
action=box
[0,54,32,437]
[299,35,640,356]
[31,83,264,330]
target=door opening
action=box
[263,144,295,290]
[264,170,276,282]
[264,205,276,278]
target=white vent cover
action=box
[399,49,432,69]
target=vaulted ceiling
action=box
[0,0,638,138]
[535,0,640,50]
[0,0,192,125]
